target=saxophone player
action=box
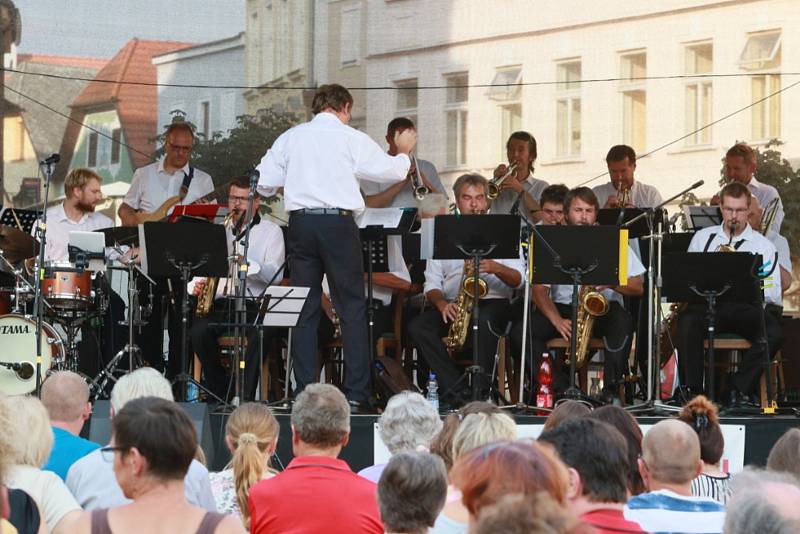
[529,187,645,405]
[490,131,549,224]
[189,176,285,402]
[407,174,525,407]
[592,145,662,209]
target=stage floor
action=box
[205,411,800,473]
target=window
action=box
[200,101,210,139]
[445,73,468,167]
[110,128,121,164]
[619,51,646,152]
[555,60,581,157]
[684,43,713,146]
[340,5,361,66]
[741,31,782,140]
[487,67,521,102]
[87,132,98,167]
[395,79,418,126]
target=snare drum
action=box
[42,262,93,311]
[0,314,63,395]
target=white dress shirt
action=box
[123,157,214,214]
[592,180,663,208]
[549,244,646,307]
[360,158,448,207]
[33,203,113,262]
[689,223,781,306]
[768,231,792,275]
[746,176,784,233]
[255,112,411,213]
[219,217,286,298]
[424,254,525,302]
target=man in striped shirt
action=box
[625,420,725,533]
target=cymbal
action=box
[0,225,39,263]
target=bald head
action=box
[41,371,90,423]
[642,419,701,485]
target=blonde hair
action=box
[1,395,53,467]
[0,396,12,480]
[451,412,517,462]
[110,367,173,414]
[63,168,102,198]
[226,403,280,528]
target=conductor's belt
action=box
[290,208,353,216]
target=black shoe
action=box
[665,386,697,407]
[599,387,622,407]
[348,399,377,415]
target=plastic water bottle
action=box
[187,382,199,403]
[426,373,439,412]
[536,352,553,412]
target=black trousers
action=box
[288,212,371,402]
[677,303,783,395]
[77,290,127,377]
[136,276,184,379]
[190,301,266,401]
[407,299,511,399]
[530,301,634,392]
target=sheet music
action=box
[356,207,403,229]
[262,286,310,327]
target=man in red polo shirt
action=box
[248,383,382,534]
[539,418,647,534]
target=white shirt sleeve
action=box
[256,132,289,197]
[423,259,446,297]
[123,168,144,209]
[185,460,218,512]
[39,471,81,531]
[249,223,286,284]
[353,132,411,183]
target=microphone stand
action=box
[623,180,704,414]
[33,153,60,396]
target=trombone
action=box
[487,162,518,200]
[760,197,780,236]
[409,155,429,201]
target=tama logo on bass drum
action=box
[0,324,31,334]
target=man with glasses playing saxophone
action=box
[189,176,285,402]
[529,187,645,405]
[676,182,782,409]
[407,174,524,407]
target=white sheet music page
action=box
[356,207,403,229]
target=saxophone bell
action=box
[717,220,737,252]
[487,163,518,200]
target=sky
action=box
[14,0,245,58]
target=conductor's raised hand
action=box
[395,128,418,155]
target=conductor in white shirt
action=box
[256,84,416,409]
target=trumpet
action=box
[409,155,429,201]
[617,184,631,207]
[487,163,518,200]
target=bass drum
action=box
[0,314,62,396]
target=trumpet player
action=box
[677,182,782,409]
[490,131,549,224]
[529,187,644,405]
[189,176,285,402]
[407,174,524,407]
[362,117,447,208]
[593,145,662,209]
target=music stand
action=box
[140,222,228,401]
[0,208,41,233]
[433,214,520,401]
[599,208,665,239]
[684,206,723,230]
[532,225,628,402]
[661,252,762,402]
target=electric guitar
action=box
[128,180,233,225]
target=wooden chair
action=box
[546,337,605,393]
[376,290,408,362]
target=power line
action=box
[2,65,799,91]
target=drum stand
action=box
[91,257,154,398]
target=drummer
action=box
[30,168,125,377]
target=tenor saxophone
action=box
[445,259,488,353]
[564,285,608,368]
[196,212,235,316]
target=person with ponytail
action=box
[209,403,279,527]
[677,395,730,504]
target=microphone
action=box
[0,361,34,380]
[690,180,704,189]
[39,153,60,165]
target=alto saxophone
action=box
[565,285,608,368]
[196,211,235,316]
[445,259,488,353]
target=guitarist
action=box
[118,122,214,380]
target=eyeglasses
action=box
[168,142,192,153]
[228,195,249,203]
[100,445,127,462]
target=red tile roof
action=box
[15,53,109,70]
[72,39,193,169]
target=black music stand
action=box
[661,252,762,402]
[140,222,228,402]
[433,214,520,401]
[532,225,627,403]
[599,208,665,239]
[0,208,41,233]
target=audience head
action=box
[588,405,645,495]
[639,419,701,489]
[0,397,11,479]
[470,493,592,534]
[377,452,447,534]
[539,418,629,507]
[767,428,800,479]
[110,367,173,416]
[291,383,350,453]
[379,392,442,456]
[451,412,517,463]
[110,397,197,498]
[724,468,800,534]
[430,401,500,471]
[677,395,724,468]
[226,403,280,528]
[451,440,569,519]
[41,371,92,427]
[543,400,591,431]
[0,395,53,468]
